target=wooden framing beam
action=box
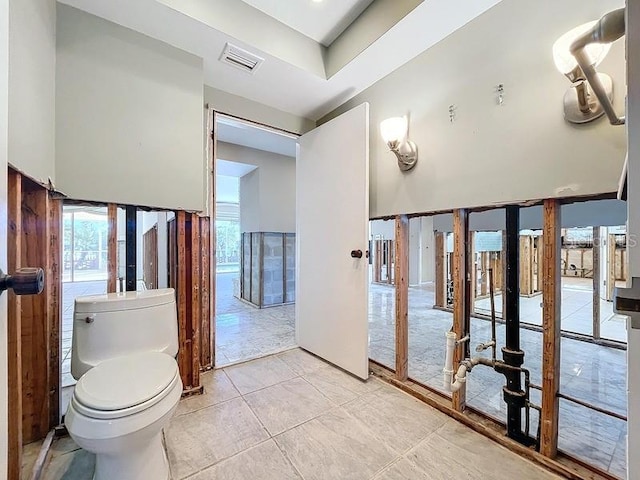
[176,211,190,387]
[7,168,22,480]
[394,215,409,381]
[541,199,561,457]
[452,209,469,411]
[190,214,201,388]
[592,226,601,340]
[200,217,212,369]
[107,203,118,293]
[469,231,476,313]
[520,236,533,296]
[434,232,446,308]
[48,197,62,430]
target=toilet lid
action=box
[74,352,178,411]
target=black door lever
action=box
[350,250,363,259]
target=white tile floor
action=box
[42,350,562,480]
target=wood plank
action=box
[176,211,190,387]
[21,180,51,442]
[607,234,616,301]
[469,231,476,313]
[47,196,62,430]
[394,215,409,381]
[190,214,201,389]
[541,199,561,458]
[452,209,468,411]
[200,217,212,369]
[520,236,532,295]
[592,226,601,340]
[7,168,22,480]
[434,233,446,307]
[107,203,118,293]
[480,252,488,296]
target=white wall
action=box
[205,86,314,135]
[217,142,296,233]
[0,0,8,471]
[56,5,205,211]
[322,0,626,218]
[626,2,639,478]
[8,0,56,184]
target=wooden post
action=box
[190,214,201,389]
[21,180,52,441]
[200,217,212,369]
[394,215,409,381]
[480,252,488,296]
[7,169,22,480]
[607,234,616,301]
[107,203,118,293]
[48,196,62,430]
[520,236,532,296]
[592,226,601,340]
[541,199,561,458]
[452,209,468,411]
[469,231,476,314]
[435,232,446,307]
[176,211,190,388]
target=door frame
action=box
[207,108,300,368]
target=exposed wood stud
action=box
[125,205,137,291]
[176,211,189,387]
[452,209,469,411]
[435,232,446,308]
[541,199,561,458]
[48,197,62,430]
[394,215,409,381]
[190,214,201,389]
[520,236,533,296]
[107,203,118,293]
[200,217,212,369]
[592,226,601,340]
[468,230,476,320]
[7,168,22,480]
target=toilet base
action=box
[93,432,169,480]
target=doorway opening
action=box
[213,114,298,366]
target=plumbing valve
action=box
[0,268,45,296]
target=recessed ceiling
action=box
[216,160,257,178]
[239,0,375,46]
[57,0,504,121]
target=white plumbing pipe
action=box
[443,332,456,391]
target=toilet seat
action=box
[72,352,179,420]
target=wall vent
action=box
[219,43,264,74]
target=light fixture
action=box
[553,8,625,125]
[380,116,418,172]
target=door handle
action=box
[350,250,363,259]
[0,268,45,296]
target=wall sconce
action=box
[380,116,418,172]
[553,8,625,125]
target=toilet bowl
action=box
[66,351,182,480]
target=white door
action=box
[296,103,370,379]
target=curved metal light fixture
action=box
[380,116,418,172]
[553,8,625,125]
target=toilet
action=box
[65,288,182,480]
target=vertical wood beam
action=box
[7,169,22,480]
[592,226,601,340]
[480,252,488,296]
[520,236,532,296]
[107,203,118,293]
[200,217,212,369]
[190,214,201,388]
[469,231,476,314]
[452,209,469,411]
[435,232,446,307]
[541,199,561,458]
[48,196,62,430]
[125,205,137,291]
[394,215,409,381]
[176,211,190,387]
[21,182,51,441]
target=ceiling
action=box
[58,0,503,121]
[239,0,375,46]
[217,115,298,157]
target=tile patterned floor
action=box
[215,272,296,366]
[42,350,562,480]
[369,282,627,478]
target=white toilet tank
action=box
[71,288,179,380]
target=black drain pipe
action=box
[501,206,528,443]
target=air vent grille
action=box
[220,43,264,74]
